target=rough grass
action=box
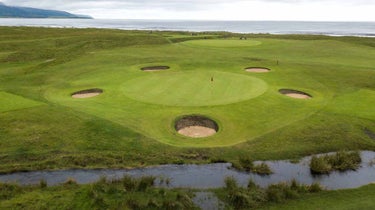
[0,177,196,209]
[263,184,375,210]
[0,26,374,172]
[216,177,323,209]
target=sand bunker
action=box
[175,115,219,138]
[141,66,170,71]
[245,67,270,73]
[71,88,103,98]
[279,89,312,99]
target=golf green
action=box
[121,71,268,106]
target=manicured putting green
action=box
[182,39,261,48]
[122,71,268,106]
[0,91,43,112]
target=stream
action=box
[0,151,374,190]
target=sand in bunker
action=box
[72,92,101,98]
[284,93,311,99]
[71,88,103,99]
[279,89,312,99]
[245,67,270,73]
[175,115,219,138]
[178,126,217,138]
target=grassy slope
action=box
[1,181,374,209]
[263,184,375,210]
[0,179,197,209]
[0,27,374,172]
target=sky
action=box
[2,0,375,21]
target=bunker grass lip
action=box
[141,66,170,71]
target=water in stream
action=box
[0,151,374,190]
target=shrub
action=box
[224,177,238,191]
[63,178,77,186]
[234,157,273,175]
[137,176,155,192]
[310,155,333,174]
[228,191,254,209]
[309,183,323,193]
[176,192,194,208]
[162,200,184,210]
[252,162,273,175]
[333,151,361,171]
[310,151,361,174]
[121,175,137,191]
[247,179,258,190]
[238,156,254,171]
[39,179,47,189]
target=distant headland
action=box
[0,2,92,19]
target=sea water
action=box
[0,18,374,37]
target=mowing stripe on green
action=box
[0,91,44,112]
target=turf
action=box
[0,91,44,112]
[0,26,374,171]
[182,39,262,48]
[263,184,375,210]
[121,71,268,106]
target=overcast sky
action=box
[2,0,375,21]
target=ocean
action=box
[1,18,375,37]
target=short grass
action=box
[182,39,262,48]
[0,91,43,112]
[0,26,374,172]
[122,70,268,106]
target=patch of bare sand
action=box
[178,126,217,138]
[72,92,101,98]
[285,93,311,99]
[245,67,270,73]
[71,88,103,99]
[279,89,312,99]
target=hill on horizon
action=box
[0,2,92,19]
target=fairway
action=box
[182,39,262,48]
[122,71,268,106]
[0,91,44,112]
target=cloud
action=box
[2,0,375,20]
